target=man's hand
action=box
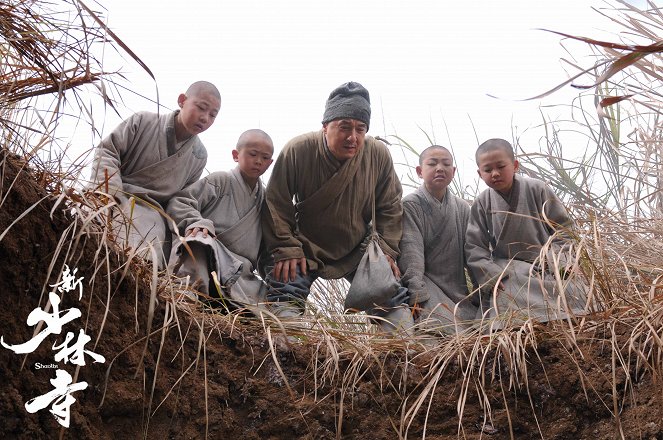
[385,254,400,279]
[273,257,307,283]
[186,227,214,238]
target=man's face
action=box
[323,119,367,162]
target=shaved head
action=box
[185,81,221,100]
[236,128,273,151]
[419,145,452,165]
[475,138,514,163]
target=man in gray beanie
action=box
[260,81,413,334]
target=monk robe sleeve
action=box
[167,175,223,236]
[373,147,403,260]
[90,113,142,198]
[261,144,305,262]
[398,200,430,306]
[465,197,505,290]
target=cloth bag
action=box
[344,188,399,311]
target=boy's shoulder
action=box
[478,175,552,200]
[283,131,322,152]
[515,176,562,202]
[124,110,161,124]
[402,191,421,205]
[517,175,550,190]
[204,170,233,186]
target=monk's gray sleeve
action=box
[89,113,140,197]
[398,201,430,306]
[465,198,505,290]
[166,176,219,236]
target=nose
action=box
[491,169,500,178]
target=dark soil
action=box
[1,149,662,439]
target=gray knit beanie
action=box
[321,81,371,129]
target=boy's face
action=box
[323,119,367,162]
[232,136,274,181]
[177,91,221,137]
[476,149,519,194]
[416,148,455,193]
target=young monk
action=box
[465,138,586,326]
[90,81,221,268]
[398,145,477,334]
[166,129,274,308]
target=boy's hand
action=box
[273,257,307,283]
[186,227,214,238]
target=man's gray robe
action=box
[399,186,477,333]
[465,176,586,326]
[90,110,207,266]
[167,167,266,306]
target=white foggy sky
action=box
[60,0,653,189]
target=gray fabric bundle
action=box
[344,232,400,312]
[321,81,371,128]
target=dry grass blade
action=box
[75,0,155,81]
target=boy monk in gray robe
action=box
[261,82,412,333]
[398,145,477,334]
[90,81,221,268]
[465,138,586,327]
[166,129,274,308]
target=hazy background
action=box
[58,0,652,192]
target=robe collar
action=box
[496,174,521,213]
[231,166,260,199]
[420,185,449,208]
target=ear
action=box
[451,166,457,179]
[415,165,423,179]
[232,149,240,163]
[476,169,482,178]
[513,159,520,172]
[177,93,187,108]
